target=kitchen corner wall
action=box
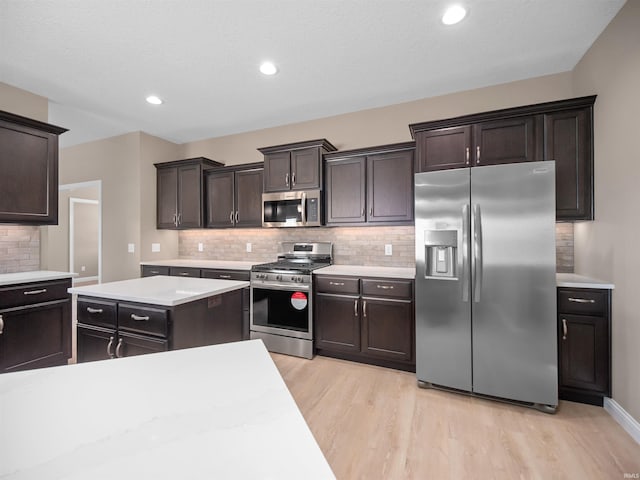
[180,224,574,272]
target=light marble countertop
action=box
[140,259,261,271]
[0,270,77,287]
[556,273,615,289]
[0,340,335,480]
[68,275,249,306]
[314,265,415,279]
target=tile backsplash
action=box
[180,223,575,272]
[0,225,40,274]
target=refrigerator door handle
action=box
[461,204,470,302]
[472,204,483,303]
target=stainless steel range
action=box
[250,242,332,359]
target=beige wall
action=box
[72,200,99,278]
[0,81,48,122]
[572,0,640,421]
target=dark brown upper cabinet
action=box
[0,110,67,225]
[409,96,596,220]
[205,164,263,228]
[258,139,337,192]
[155,157,223,229]
[325,142,414,226]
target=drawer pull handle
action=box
[568,297,595,304]
[24,289,47,295]
[107,336,115,358]
[0,314,4,335]
[377,285,394,290]
[219,275,231,279]
[150,270,160,274]
[329,281,345,286]
[115,338,124,358]
[87,307,103,314]
[562,318,568,340]
[131,314,150,321]
[179,272,190,276]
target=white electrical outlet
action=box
[152,243,161,253]
[385,244,393,256]
[246,242,252,253]
[128,243,135,253]
[81,265,86,272]
[198,243,204,252]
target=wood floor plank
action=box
[272,353,640,480]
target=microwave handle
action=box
[301,191,307,225]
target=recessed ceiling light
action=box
[146,95,163,105]
[442,5,467,25]
[259,62,278,76]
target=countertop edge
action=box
[0,271,78,287]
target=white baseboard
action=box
[604,397,640,445]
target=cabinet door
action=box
[205,171,235,228]
[0,299,71,372]
[367,151,414,223]
[361,298,413,362]
[415,126,471,171]
[0,119,58,224]
[473,116,540,166]
[291,147,321,190]
[545,108,593,220]
[116,332,168,358]
[77,324,115,363]
[156,166,178,229]
[177,164,203,228]
[315,294,361,354]
[325,157,366,224]
[559,313,608,393]
[234,168,264,227]
[264,152,291,192]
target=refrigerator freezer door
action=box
[415,169,472,391]
[470,161,557,406]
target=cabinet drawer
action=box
[201,269,250,281]
[0,279,71,309]
[141,265,170,277]
[118,303,169,338]
[169,267,201,278]
[315,276,360,294]
[558,289,607,315]
[362,279,412,299]
[77,297,117,328]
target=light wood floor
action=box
[272,353,640,480]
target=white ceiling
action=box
[0,0,625,148]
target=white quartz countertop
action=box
[314,265,416,279]
[0,270,77,286]
[140,259,261,271]
[556,273,615,289]
[0,340,335,480]
[68,275,249,306]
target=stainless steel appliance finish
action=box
[262,189,322,227]
[250,242,332,359]
[415,161,557,411]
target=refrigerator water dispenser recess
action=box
[424,230,457,279]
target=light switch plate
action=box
[385,244,393,256]
[198,243,204,252]
[151,243,160,253]
[246,243,252,253]
[127,243,135,253]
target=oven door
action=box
[250,282,312,340]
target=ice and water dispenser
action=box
[423,230,457,279]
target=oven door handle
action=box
[251,283,310,292]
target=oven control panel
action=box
[251,272,311,285]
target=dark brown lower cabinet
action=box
[0,278,72,373]
[557,287,611,406]
[315,275,414,371]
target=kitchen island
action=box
[69,276,249,362]
[0,339,335,479]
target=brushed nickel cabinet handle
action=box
[369,207,373,217]
[376,285,394,290]
[329,281,345,286]
[362,300,367,317]
[562,318,568,340]
[179,272,190,276]
[235,211,239,223]
[177,213,182,225]
[354,299,358,317]
[115,338,124,358]
[150,270,160,275]
[476,146,481,164]
[292,172,296,186]
[568,297,596,304]
[230,211,234,224]
[131,314,150,321]
[285,173,290,187]
[466,147,470,165]
[107,336,115,358]
[219,274,231,279]
[0,314,4,335]
[24,289,47,295]
[87,307,103,314]
[173,213,177,227]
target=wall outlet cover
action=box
[198,243,204,252]
[246,243,252,253]
[385,244,393,256]
[151,243,161,253]
[127,243,135,253]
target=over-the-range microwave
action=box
[262,189,322,227]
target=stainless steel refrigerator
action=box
[415,161,558,412]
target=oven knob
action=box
[276,274,282,281]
